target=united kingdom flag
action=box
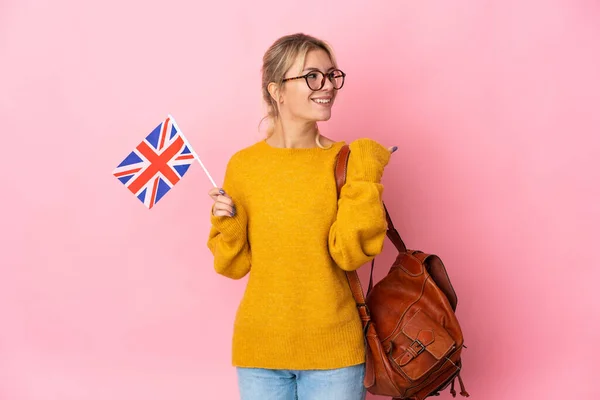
[113,116,195,209]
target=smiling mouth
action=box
[312,98,331,104]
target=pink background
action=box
[1,0,598,399]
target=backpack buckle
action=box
[356,303,371,315]
[409,339,426,355]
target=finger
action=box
[388,146,398,154]
[216,194,234,207]
[208,187,221,198]
[208,187,231,200]
[213,208,235,217]
[213,202,236,217]
[213,209,233,217]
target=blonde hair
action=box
[260,33,338,148]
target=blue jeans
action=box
[236,363,367,400]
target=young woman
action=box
[207,33,396,400]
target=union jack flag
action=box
[113,115,195,209]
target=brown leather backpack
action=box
[335,145,469,400]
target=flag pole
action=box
[168,114,218,188]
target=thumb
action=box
[388,146,398,154]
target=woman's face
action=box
[279,49,340,123]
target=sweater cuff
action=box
[348,138,391,183]
[210,205,248,240]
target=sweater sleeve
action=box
[206,156,251,279]
[328,138,391,271]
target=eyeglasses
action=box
[282,69,346,91]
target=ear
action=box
[268,82,283,104]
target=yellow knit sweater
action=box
[207,138,391,370]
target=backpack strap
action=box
[383,202,407,253]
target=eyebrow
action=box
[302,66,336,73]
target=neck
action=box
[268,118,318,149]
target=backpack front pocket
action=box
[386,309,456,381]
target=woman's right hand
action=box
[208,187,236,217]
[348,138,394,183]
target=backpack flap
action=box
[388,309,456,381]
[414,253,458,311]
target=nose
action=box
[321,75,335,91]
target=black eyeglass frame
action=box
[281,69,347,91]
